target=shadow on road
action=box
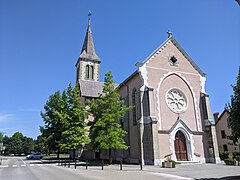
[196,176,240,180]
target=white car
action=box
[26,153,43,160]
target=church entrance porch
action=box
[174,130,188,161]
[167,119,198,162]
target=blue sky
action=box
[0,0,239,139]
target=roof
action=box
[79,79,119,97]
[79,18,100,63]
[118,70,139,88]
[78,80,104,98]
[142,36,206,77]
[215,109,229,125]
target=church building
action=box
[76,16,221,165]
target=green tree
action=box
[40,91,65,158]
[41,83,90,159]
[11,132,24,155]
[0,132,3,143]
[0,132,3,154]
[59,83,90,159]
[22,137,34,155]
[34,133,48,155]
[88,71,131,164]
[3,135,11,155]
[227,67,240,144]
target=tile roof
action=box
[78,80,104,97]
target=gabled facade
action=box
[118,35,221,165]
[76,17,221,165]
[214,110,240,152]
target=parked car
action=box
[26,153,43,160]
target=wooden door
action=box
[174,131,188,161]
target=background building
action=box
[214,110,240,153]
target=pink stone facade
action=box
[117,37,220,165]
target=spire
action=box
[80,11,100,62]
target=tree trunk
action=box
[109,148,112,165]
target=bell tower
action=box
[76,12,101,82]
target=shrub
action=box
[219,152,229,160]
[224,158,236,165]
[233,152,240,160]
[169,159,176,168]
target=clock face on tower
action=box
[166,89,187,113]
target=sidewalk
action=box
[58,162,240,180]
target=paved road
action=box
[1,157,240,180]
[0,156,191,180]
[0,157,94,180]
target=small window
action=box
[169,55,178,66]
[223,144,228,152]
[221,130,226,139]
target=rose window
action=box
[166,89,187,113]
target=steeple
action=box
[76,12,101,82]
[79,12,100,63]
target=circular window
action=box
[166,89,187,113]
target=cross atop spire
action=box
[167,30,173,38]
[88,10,92,25]
[88,10,92,19]
[79,11,100,63]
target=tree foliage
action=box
[40,91,64,157]
[34,133,48,155]
[2,132,34,155]
[88,72,131,163]
[227,67,240,144]
[41,83,90,157]
[11,132,24,155]
[0,132,3,143]
[59,84,90,151]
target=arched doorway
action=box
[174,130,188,161]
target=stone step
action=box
[176,161,202,165]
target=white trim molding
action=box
[169,119,197,162]
[156,72,200,131]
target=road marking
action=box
[19,157,27,165]
[150,172,194,180]
[0,164,48,168]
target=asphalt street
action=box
[1,157,240,180]
[0,156,191,180]
[0,157,94,180]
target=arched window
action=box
[132,88,141,125]
[132,88,137,125]
[85,65,94,80]
[85,65,89,79]
[89,65,94,79]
